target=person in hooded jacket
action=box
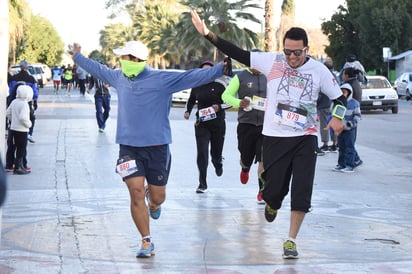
[6,85,33,175]
[6,61,38,171]
[333,83,361,173]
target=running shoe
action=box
[354,159,363,168]
[215,166,223,177]
[329,145,338,152]
[283,240,299,259]
[5,166,14,172]
[196,187,207,194]
[240,169,249,184]
[333,165,345,172]
[145,189,161,219]
[319,145,329,152]
[27,135,35,143]
[316,147,325,156]
[264,204,277,222]
[256,191,265,204]
[136,238,155,258]
[341,166,354,173]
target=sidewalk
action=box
[0,84,411,274]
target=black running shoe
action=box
[264,204,277,222]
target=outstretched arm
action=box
[190,10,251,67]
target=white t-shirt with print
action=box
[251,52,342,137]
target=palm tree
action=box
[275,0,295,52]
[129,2,181,68]
[8,0,31,64]
[264,0,276,52]
[177,0,262,65]
[99,23,135,65]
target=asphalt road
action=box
[0,83,411,274]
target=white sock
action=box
[287,237,296,243]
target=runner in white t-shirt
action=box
[191,10,347,259]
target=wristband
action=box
[332,105,346,120]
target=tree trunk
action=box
[264,0,276,52]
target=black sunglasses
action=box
[283,47,307,56]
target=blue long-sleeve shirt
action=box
[73,53,224,147]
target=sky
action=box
[28,0,346,53]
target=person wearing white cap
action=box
[70,41,231,258]
[333,83,361,173]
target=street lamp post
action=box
[383,47,392,81]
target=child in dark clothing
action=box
[333,83,361,173]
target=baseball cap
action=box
[113,41,149,60]
[346,54,357,62]
[20,60,29,69]
[340,83,353,95]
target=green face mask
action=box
[119,59,146,78]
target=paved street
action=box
[1,83,412,274]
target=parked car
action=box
[393,72,412,99]
[172,88,191,104]
[30,64,48,88]
[360,75,398,113]
[35,63,52,81]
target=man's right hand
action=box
[69,43,81,56]
[190,9,210,36]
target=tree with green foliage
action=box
[19,15,64,66]
[322,0,412,73]
[9,0,64,66]
[276,0,295,52]
[102,0,262,69]
[177,0,262,66]
[8,0,30,64]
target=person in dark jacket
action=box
[317,58,339,154]
[221,64,267,203]
[184,60,231,194]
[88,73,111,132]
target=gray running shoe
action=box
[283,240,299,259]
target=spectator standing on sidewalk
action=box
[70,41,230,258]
[88,73,111,132]
[221,61,267,203]
[333,83,361,173]
[184,61,231,194]
[191,10,346,259]
[317,58,338,154]
[6,61,38,171]
[6,85,33,175]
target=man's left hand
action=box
[325,116,344,136]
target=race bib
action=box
[199,106,216,122]
[116,159,138,178]
[251,96,266,111]
[273,103,307,130]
